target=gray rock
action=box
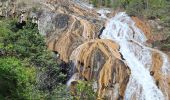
[54,14,69,29]
[0,2,2,7]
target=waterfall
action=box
[101,12,168,100]
[97,9,111,18]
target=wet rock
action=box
[70,39,130,99]
[54,14,69,29]
[36,0,170,99]
[132,16,151,39]
[38,0,103,62]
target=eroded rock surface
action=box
[37,0,170,99]
[38,0,103,62]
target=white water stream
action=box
[100,12,168,100]
[68,1,170,99]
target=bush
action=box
[125,0,167,18]
[75,81,96,100]
[0,19,67,98]
[49,81,96,100]
[111,0,170,36]
[112,0,131,9]
[125,0,146,16]
[0,57,38,99]
[49,84,73,100]
[90,0,113,7]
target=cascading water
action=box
[45,1,170,99]
[100,12,169,100]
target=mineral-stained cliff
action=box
[70,39,131,99]
[26,0,170,99]
[38,1,131,99]
[38,0,170,100]
[1,0,170,99]
[38,0,103,63]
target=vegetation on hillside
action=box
[0,18,96,99]
[89,0,112,7]
[0,19,67,99]
[0,57,37,99]
[0,0,169,99]
[90,0,170,19]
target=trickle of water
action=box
[67,73,79,87]
[101,12,166,100]
[97,9,110,18]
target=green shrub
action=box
[75,81,96,100]
[0,57,38,99]
[0,20,12,38]
[161,44,170,50]
[0,19,67,98]
[49,84,73,100]
[124,0,146,16]
[90,0,98,7]
[49,81,96,100]
[90,0,113,7]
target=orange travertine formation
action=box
[132,16,152,39]
[39,0,170,99]
[151,52,170,99]
[70,39,130,99]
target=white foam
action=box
[97,9,111,18]
[101,12,165,100]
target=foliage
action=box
[48,80,96,100]
[89,0,170,20]
[0,57,41,99]
[0,19,67,99]
[124,0,167,18]
[160,36,170,50]
[48,84,73,100]
[89,0,112,7]
[125,0,170,36]
[90,0,170,36]
[111,0,131,9]
[89,0,97,7]
[125,0,147,16]
[74,81,96,100]
[49,81,96,100]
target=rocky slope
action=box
[38,1,130,99]
[37,0,170,100]
[1,0,170,99]
[38,0,102,63]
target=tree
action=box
[0,19,68,98]
[0,57,38,99]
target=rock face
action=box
[70,39,130,99]
[0,0,16,17]
[132,16,151,39]
[39,0,103,62]
[37,0,170,99]
[38,1,131,99]
[1,0,170,99]
[0,0,46,19]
